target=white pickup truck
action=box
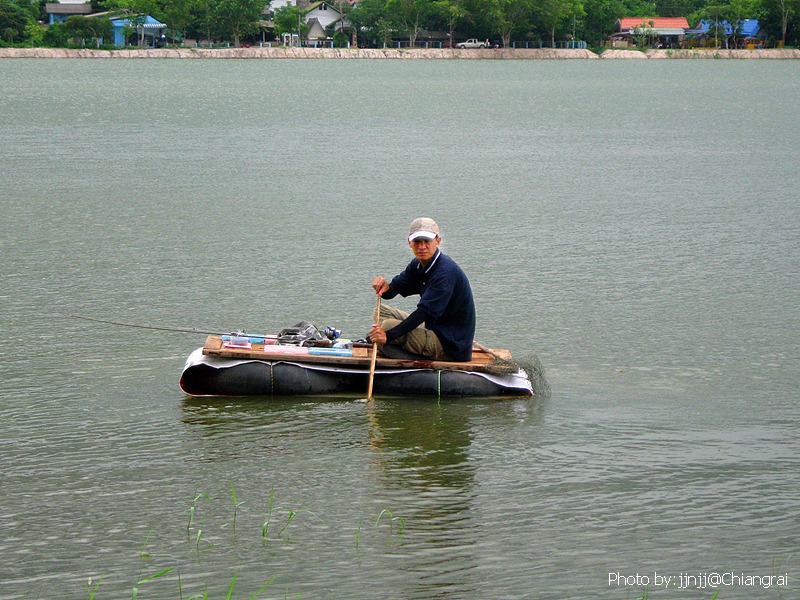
[457,39,487,49]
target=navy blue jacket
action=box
[383,249,476,362]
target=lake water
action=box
[0,58,798,599]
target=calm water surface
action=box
[0,58,798,598]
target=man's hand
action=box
[371,276,390,296]
[369,324,387,345]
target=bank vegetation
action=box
[1,0,798,50]
[2,45,799,58]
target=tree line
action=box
[1,0,797,49]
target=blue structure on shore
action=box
[110,15,166,47]
[686,19,763,44]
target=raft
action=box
[180,335,533,398]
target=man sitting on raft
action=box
[368,217,476,362]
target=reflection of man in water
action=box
[366,400,477,592]
[367,400,474,491]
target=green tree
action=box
[724,0,758,46]
[332,28,348,46]
[348,0,391,46]
[484,0,535,48]
[536,0,585,46]
[624,0,658,16]
[213,0,266,46]
[0,0,34,44]
[42,21,70,46]
[432,0,469,45]
[386,0,432,45]
[630,19,656,46]
[581,0,625,45]
[327,0,356,45]
[273,3,307,44]
[193,0,216,42]
[62,14,113,47]
[655,0,706,16]
[157,0,200,42]
[761,0,800,44]
[23,21,45,46]
[704,4,728,46]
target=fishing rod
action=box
[65,314,336,345]
[67,314,231,336]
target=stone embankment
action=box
[1,46,798,59]
[601,48,800,59]
[0,47,597,59]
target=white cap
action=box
[408,217,440,242]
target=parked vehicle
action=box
[457,38,486,49]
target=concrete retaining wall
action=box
[1,46,798,59]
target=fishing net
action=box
[516,353,551,398]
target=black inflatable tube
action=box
[180,361,528,398]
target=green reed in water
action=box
[84,486,413,597]
[261,487,275,541]
[132,566,175,599]
[187,491,211,534]
[139,528,153,559]
[230,482,244,531]
[376,508,405,534]
[87,564,274,599]
[85,566,175,600]
[186,490,215,551]
[181,572,276,600]
[276,508,321,539]
[260,487,321,540]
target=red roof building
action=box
[616,18,690,33]
[612,17,690,48]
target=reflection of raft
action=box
[180,336,533,398]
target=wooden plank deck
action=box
[201,336,515,374]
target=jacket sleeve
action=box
[387,262,419,298]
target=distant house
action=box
[44,2,167,47]
[306,18,327,43]
[109,15,167,47]
[306,1,345,30]
[269,0,351,42]
[685,19,764,48]
[612,17,690,48]
[45,1,92,25]
[271,0,356,10]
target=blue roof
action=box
[111,15,165,28]
[692,19,761,37]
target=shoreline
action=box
[1,47,798,59]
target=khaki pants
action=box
[373,304,448,361]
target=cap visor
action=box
[409,232,437,241]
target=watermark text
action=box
[608,571,789,590]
